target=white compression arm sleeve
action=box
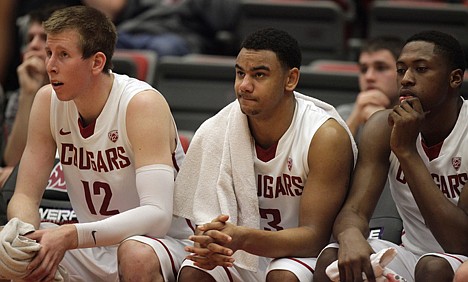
[75,164,174,248]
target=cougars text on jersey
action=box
[396,166,467,199]
[257,173,304,198]
[60,143,131,172]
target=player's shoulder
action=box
[126,89,172,127]
[363,109,392,136]
[37,84,53,96]
[370,108,392,121]
[312,118,351,150]
[319,118,348,135]
[129,89,168,109]
[359,109,393,153]
[34,84,54,105]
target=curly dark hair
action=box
[240,27,302,70]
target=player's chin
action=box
[238,102,260,116]
[240,108,260,116]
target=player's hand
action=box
[23,225,76,281]
[186,217,234,258]
[185,215,237,269]
[186,246,235,270]
[387,97,426,156]
[197,214,242,252]
[185,235,235,270]
[336,229,376,282]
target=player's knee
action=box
[314,248,338,282]
[178,266,215,282]
[266,269,298,282]
[118,240,162,281]
[415,256,454,282]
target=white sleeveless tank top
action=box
[255,98,331,231]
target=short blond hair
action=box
[44,5,117,72]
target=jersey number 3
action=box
[260,208,284,231]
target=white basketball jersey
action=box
[255,98,331,231]
[50,73,191,238]
[388,99,468,256]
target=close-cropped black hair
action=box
[405,30,466,71]
[240,27,302,70]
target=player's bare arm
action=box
[293,118,354,257]
[333,110,393,282]
[6,85,70,282]
[7,85,57,227]
[388,97,468,254]
[335,110,392,239]
[126,89,176,169]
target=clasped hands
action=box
[185,214,238,270]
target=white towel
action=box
[326,247,407,282]
[174,91,357,272]
[0,218,69,281]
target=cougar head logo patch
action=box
[108,130,119,143]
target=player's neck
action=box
[75,73,114,125]
[249,98,296,149]
[421,96,463,146]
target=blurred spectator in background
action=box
[0,0,80,93]
[336,36,404,142]
[84,0,241,56]
[0,0,16,92]
[0,7,58,187]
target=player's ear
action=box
[285,67,300,91]
[449,68,463,89]
[91,52,106,74]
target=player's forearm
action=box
[333,208,370,244]
[75,204,172,248]
[237,226,324,258]
[74,164,175,248]
[7,193,42,228]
